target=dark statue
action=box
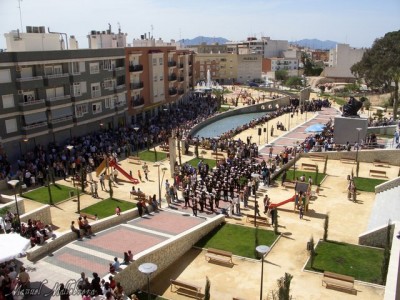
[342,96,365,117]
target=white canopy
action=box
[0,232,31,263]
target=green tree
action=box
[275,70,289,81]
[351,30,400,120]
[285,76,303,89]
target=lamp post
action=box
[134,126,140,157]
[251,173,260,227]
[153,163,167,208]
[256,245,271,300]
[8,180,22,234]
[138,263,158,300]
[355,127,362,163]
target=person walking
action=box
[99,173,106,191]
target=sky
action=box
[0,0,399,50]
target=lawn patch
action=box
[186,158,217,169]
[23,184,76,204]
[354,177,387,192]
[196,223,276,259]
[139,150,168,162]
[277,170,325,185]
[80,198,136,219]
[305,240,384,284]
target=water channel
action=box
[193,112,268,138]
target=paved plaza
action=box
[10,100,395,299]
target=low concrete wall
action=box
[301,150,400,166]
[384,222,400,300]
[20,205,52,225]
[368,125,397,136]
[190,97,290,137]
[114,215,225,296]
[26,206,145,261]
[0,198,25,215]
[358,223,393,248]
[375,177,400,194]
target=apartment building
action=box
[125,46,193,123]
[227,37,289,58]
[193,53,237,84]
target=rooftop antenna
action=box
[117,22,121,34]
[151,24,154,39]
[17,0,23,33]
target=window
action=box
[92,102,102,114]
[105,96,116,109]
[72,83,82,96]
[154,88,158,97]
[91,83,101,98]
[2,94,14,108]
[159,75,163,81]
[5,118,17,133]
[53,65,62,74]
[44,66,53,76]
[103,78,116,90]
[103,60,111,70]
[154,76,158,82]
[75,103,88,118]
[90,62,100,74]
[152,58,157,66]
[159,58,163,65]
[71,62,80,74]
[0,69,11,83]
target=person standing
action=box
[192,198,198,217]
[234,197,241,215]
[299,205,304,219]
[99,173,105,191]
[281,170,287,186]
[142,162,149,181]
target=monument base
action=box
[334,116,368,145]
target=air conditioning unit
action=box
[18,90,24,95]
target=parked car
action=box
[248,82,259,87]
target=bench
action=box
[170,279,203,299]
[205,248,233,265]
[283,181,297,189]
[245,214,269,226]
[81,213,97,220]
[373,160,390,168]
[309,154,326,162]
[322,271,357,295]
[160,145,169,152]
[369,169,387,178]
[340,158,356,164]
[301,163,317,171]
[130,191,146,199]
[129,156,141,164]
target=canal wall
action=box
[190,96,291,137]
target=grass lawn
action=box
[195,223,277,259]
[80,198,136,219]
[354,177,387,192]
[139,150,168,162]
[219,105,232,112]
[306,240,384,284]
[23,184,76,204]
[186,157,217,169]
[277,170,326,185]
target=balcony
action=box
[178,89,185,95]
[115,84,126,90]
[113,66,125,76]
[168,74,177,81]
[130,82,144,90]
[169,88,178,96]
[44,73,70,86]
[19,99,45,111]
[188,60,193,66]
[16,76,44,90]
[49,115,74,128]
[168,61,177,67]
[46,95,71,107]
[132,97,144,107]
[91,90,102,98]
[178,76,184,82]
[189,71,193,77]
[22,122,49,135]
[129,64,143,72]
[179,63,184,69]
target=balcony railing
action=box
[168,74,177,81]
[132,97,144,107]
[178,89,184,95]
[19,99,45,106]
[91,90,101,98]
[16,76,43,82]
[48,95,71,102]
[130,82,144,90]
[51,115,73,124]
[45,73,69,79]
[22,122,48,130]
[179,76,184,82]
[169,88,178,96]
[179,63,184,68]
[168,61,177,67]
[129,64,143,72]
[116,84,126,90]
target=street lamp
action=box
[8,180,22,234]
[355,127,362,163]
[134,126,140,157]
[153,163,167,208]
[138,262,158,300]
[256,245,271,300]
[251,173,260,227]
